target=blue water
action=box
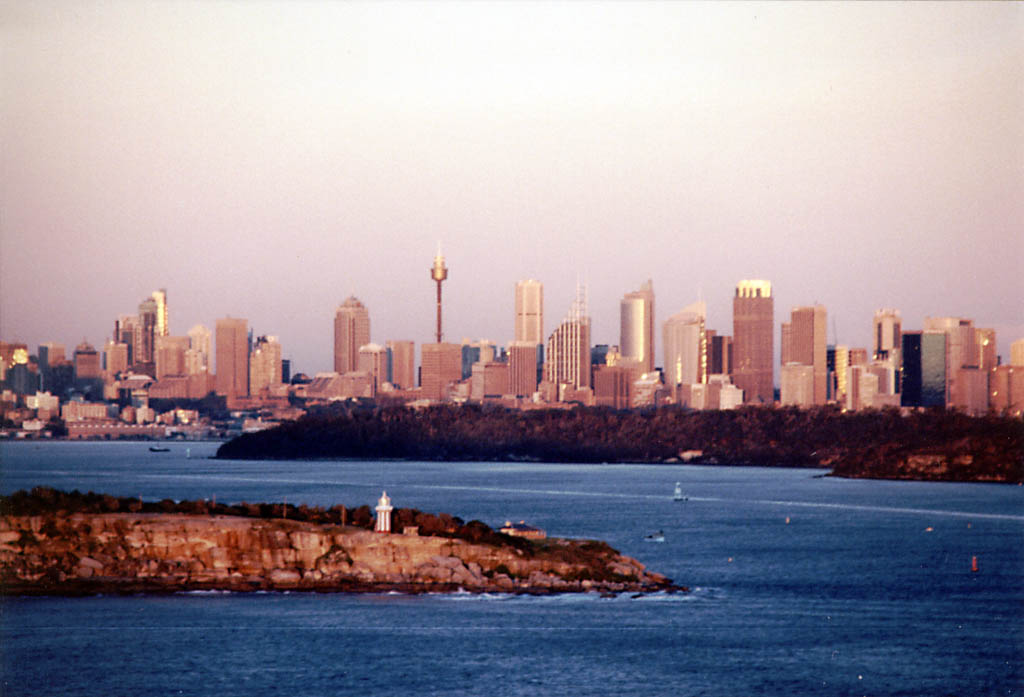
[1,441,1022,696]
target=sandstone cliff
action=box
[0,512,679,596]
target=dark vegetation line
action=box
[0,487,534,553]
[215,404,1024,483]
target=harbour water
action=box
[1,441,1022,696]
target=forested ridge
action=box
[216,404,1023,483]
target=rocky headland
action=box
[0,489,680,596]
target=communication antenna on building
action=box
[832,316,840,346]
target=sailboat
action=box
[673,482,687,502]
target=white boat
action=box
[673,482,687,502]
[644,531,665,543]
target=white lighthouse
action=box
[374,490,393,533]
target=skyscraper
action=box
[358,343,387,396]
[186,324,212,375]
[137,297,158,365]
[249,335,282,394]
[545,284,591,391]
[420,342,461,400]
[386,340,416,389]
[923,316,976,406]
[73,341,101,379]
[155,336,189,379]
[901,331,947,407]
[114,315,138,366]
[104,341,129,377]
[152,289,168,338]
[1012,338,1024,367]
[620,280,655,374]
[732,279,774,404]
[508,341,540,397]
[663,301,706,388]
[781,305,827,405]
[872,309,902,362]
[215,317,249,398]
[334,297,370,374]
[708,332,733,376]
[514,279,544,344]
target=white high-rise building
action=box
[514,279,544,345]
[620,280,655,374]
[663,301,706,387]
[545,283,591,390]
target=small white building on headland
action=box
[500,520,546,540]
[374,490,393,533]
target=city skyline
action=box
[2,2,1022,374]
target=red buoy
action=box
[971,556,979,573]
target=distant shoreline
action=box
[214,404,1023,484]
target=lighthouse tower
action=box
[374,490,393,533]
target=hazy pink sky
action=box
[2,2,1022,374]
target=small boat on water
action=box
[673,482,687,502]
[644,531,665,543]
[149,446,170,453]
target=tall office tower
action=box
[732,279,774,404]
[515,280,544,344]
[386,340,416,389]
[215,317,249,398]
[420,342,462,400]
[37,342,66,392]
[430,246,449,343]
[708,333,733,376]
[137,297,159,364]
[780,363,815,407]
[545,284,592,391]
[358,343,387,396]
[781,305,827,405]
[38,342,66,367]
[872,309,902,361]
[901,331,947,407]
[663,301,707,388]
[186,324,212,375]
[114,315,138,366]
[989,365,1024,416]
[1012,339,1024,367]
[923,316,976,405]
[508,341,540,397]
[152,289,168,338]
[827,345,850,402]
[249,335,283,394]
[73,342,101,379]
[975,328,997,371]
[334,297,370,374]
[620,280,655,373]
[104,341,129,377]
[155,336,189,379]
[461,339,496,379]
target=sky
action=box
[2,1,1022,376]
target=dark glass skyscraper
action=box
[901,331,947,407]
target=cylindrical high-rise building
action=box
[620,280,655,374]
[732,280,774,404]
[334,297,370,374]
